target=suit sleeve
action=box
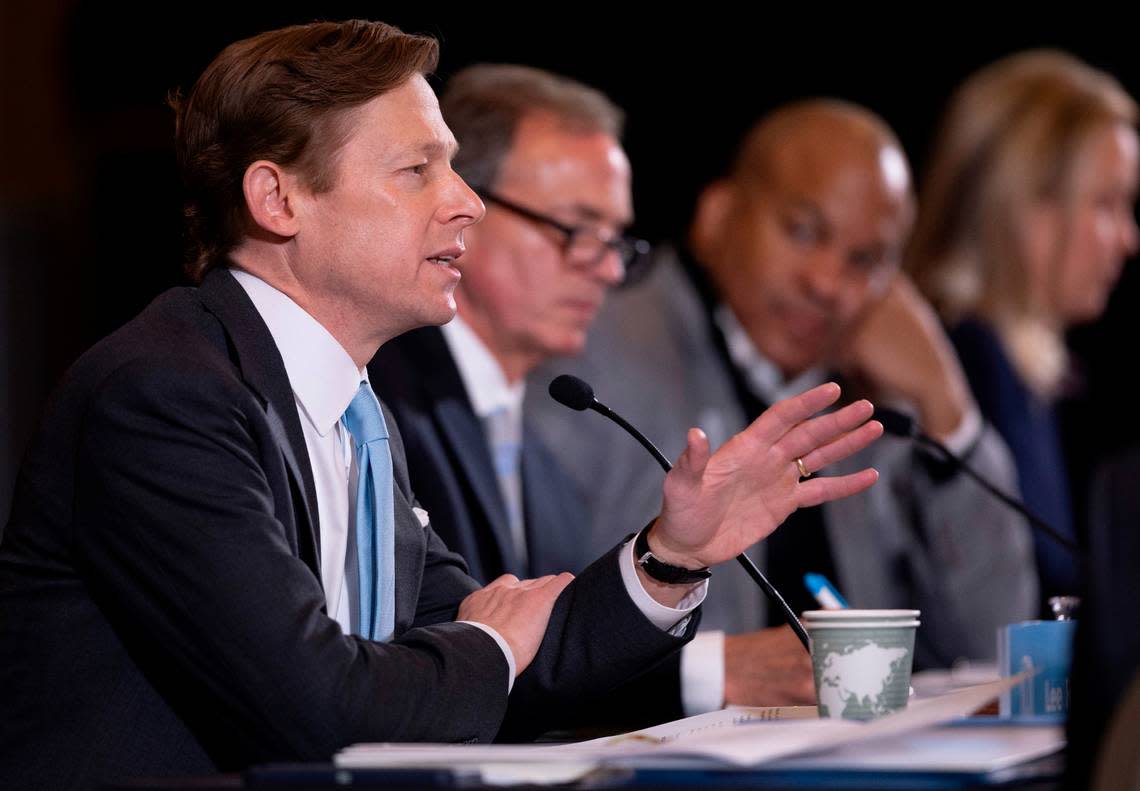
[73,356,510,763]
[496,541,698,741]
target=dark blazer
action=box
[369,326,588,582]
[949,318,1078,599]
[0,270,692,790]
[370,326,686,730]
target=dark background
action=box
[3,3,1139,526]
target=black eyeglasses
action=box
[479,191,651,276]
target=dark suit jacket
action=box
[0,270,692,790]
[369,327,588,582]
[370,326,686,730]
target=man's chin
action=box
[540,331,588,362]
[402,300,457,334]
[767,339,825,382]
[431,295,459,326]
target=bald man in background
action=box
[531,101,1038,705]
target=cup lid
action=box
[803,620,920,630]
[801,609,920,620]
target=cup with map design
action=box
[802,609,920,720]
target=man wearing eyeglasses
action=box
[370,64,645,592]
[370,65,821,727]
[370,65,693,727]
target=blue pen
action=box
[804,572,849,609]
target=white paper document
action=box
[336,675,1043,774]
[768,724,1063,773]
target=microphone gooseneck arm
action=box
[873,407,1078,554]
[588,401,674,473]
[550,375,811,652]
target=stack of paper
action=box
[335,675,1063,783]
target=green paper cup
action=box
[802,610,920,720]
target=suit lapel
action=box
[413,328,521,575]
[196,269,322,578]
[519,427,584,576]
[385,407,426,634]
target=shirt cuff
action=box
[940,403,983,458]
[619,536,707,635]
[458,621,516,694]
[680,630,726,715]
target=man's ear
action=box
[690,179,735,261]
[242,160,302,238]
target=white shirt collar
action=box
[712,303,827,404]
[440,314,525,420]
[230,269,365,436]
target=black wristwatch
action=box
[633,525,712,584]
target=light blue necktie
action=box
[341,383,396,642]
[485,405,526,570]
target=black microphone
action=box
[549,374,811,652]
[873,406,1079,554]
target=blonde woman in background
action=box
[908,50,1139,601]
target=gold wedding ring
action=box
[795,457,811,479]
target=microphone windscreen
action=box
[548,374,595,411]
[873,406,917,438]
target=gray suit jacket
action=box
[528,247,1038,669]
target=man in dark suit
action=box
[372,324,588,583]
[371,65,818,718]
[0,22,882,790]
